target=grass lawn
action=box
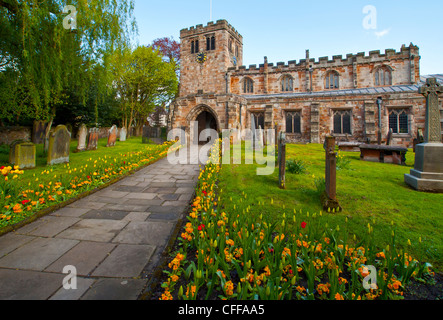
[218,143,443,272]
[0,136,173,230]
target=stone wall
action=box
[0,127,32,146]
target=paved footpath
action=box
[0,146,208,300]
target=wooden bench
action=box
[359,144,408,165]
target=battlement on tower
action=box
[180,19,243,41]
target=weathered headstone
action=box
[120,127,127,142]
[386,128,393,146]
[142,126,150,144]
[32,120,50,144]
[278,132,286,189]
[9,140,25,165]
[47,125,71,165]
[405,78,443,192]
[257,126,264,150]
[106,125,117,147]
[250,114,257,149]
[76,124,88,152]
[87,128,99,151]
[322,136,341,212]
[11,142,36,169]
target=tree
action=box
[110,46,178,135]
[0,0,137,124]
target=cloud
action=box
[375,28,390,39]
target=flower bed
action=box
[0,141,177,231]
[158,140,435,300]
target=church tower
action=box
[179,20,243,96]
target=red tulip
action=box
[301,221,307,229]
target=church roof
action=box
[244,74,443,100]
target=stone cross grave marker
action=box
[107,125,117,147]
[47,125,71,166]
[87,128,99,151]
[120,127,127,142]
[419,77,443,143]
[322,136,341,212]
[278,132,286,189]
[405,77,443,192]
[76,124,88,152]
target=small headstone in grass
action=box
[87,128,99,151]
[120,127,127,142]
[278,132,286,189]
[76,123,88,152]
[106,125,118,147]
[405,77,443,192]
[9,140,36,169]
[47,125,71,166]
[322,136,342,212]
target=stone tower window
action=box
[243,77,254,94]
[229,38,233,53]
[325,71,340,90]
[375,66,392,86]
[286,111,301,133]
[389,109,409,134]
[281,75,294,92]
[191,39,199,54]
[206,35,216,51]
[333,110,351,134]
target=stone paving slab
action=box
[0,146,206,300]
[0,237,79,271]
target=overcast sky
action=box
[133,0,443,75]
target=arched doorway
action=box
[187,105,220,145]
[194,110,218,145]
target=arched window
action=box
[389,109,409,134]
[375,66,392,86]
[281,75,293,92]
[191,39,199,54]
[206,35,216,51]
[333,110,351,134]
[243,77,254,94]
[286,111,301,133]
[325,71,339,90]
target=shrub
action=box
[287,159,307,174]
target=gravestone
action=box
[76,124,88,152]
[322,136,341,212]
[87,128,99,151]
[278,132,286,189]
[142,126,150,144]
[32,120,50,144]
[9,140,25,164]
[386,128,393,146]
[47,125,71,165]
[257,126,264,150]
[250,114,256,149]
[405,78,443,192]
[10,142,36,169]
[120,127,127,142]
[106,125,118,147]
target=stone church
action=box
[169,19,443,147]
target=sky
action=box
[132,0,443,75]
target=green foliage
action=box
[0,0,137,123]
[336,150,351,171]
[286,159,307,174]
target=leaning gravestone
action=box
[405,77,443,192]
[87,128,99,151]
[47,125,71,165]
[321,136,342,212]
[76,124,88,152]
[106,125,118,147]
[278,132,286,189]
[120,127,127,142]
[32,120,50,144]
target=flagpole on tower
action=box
[210,0,213,22]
